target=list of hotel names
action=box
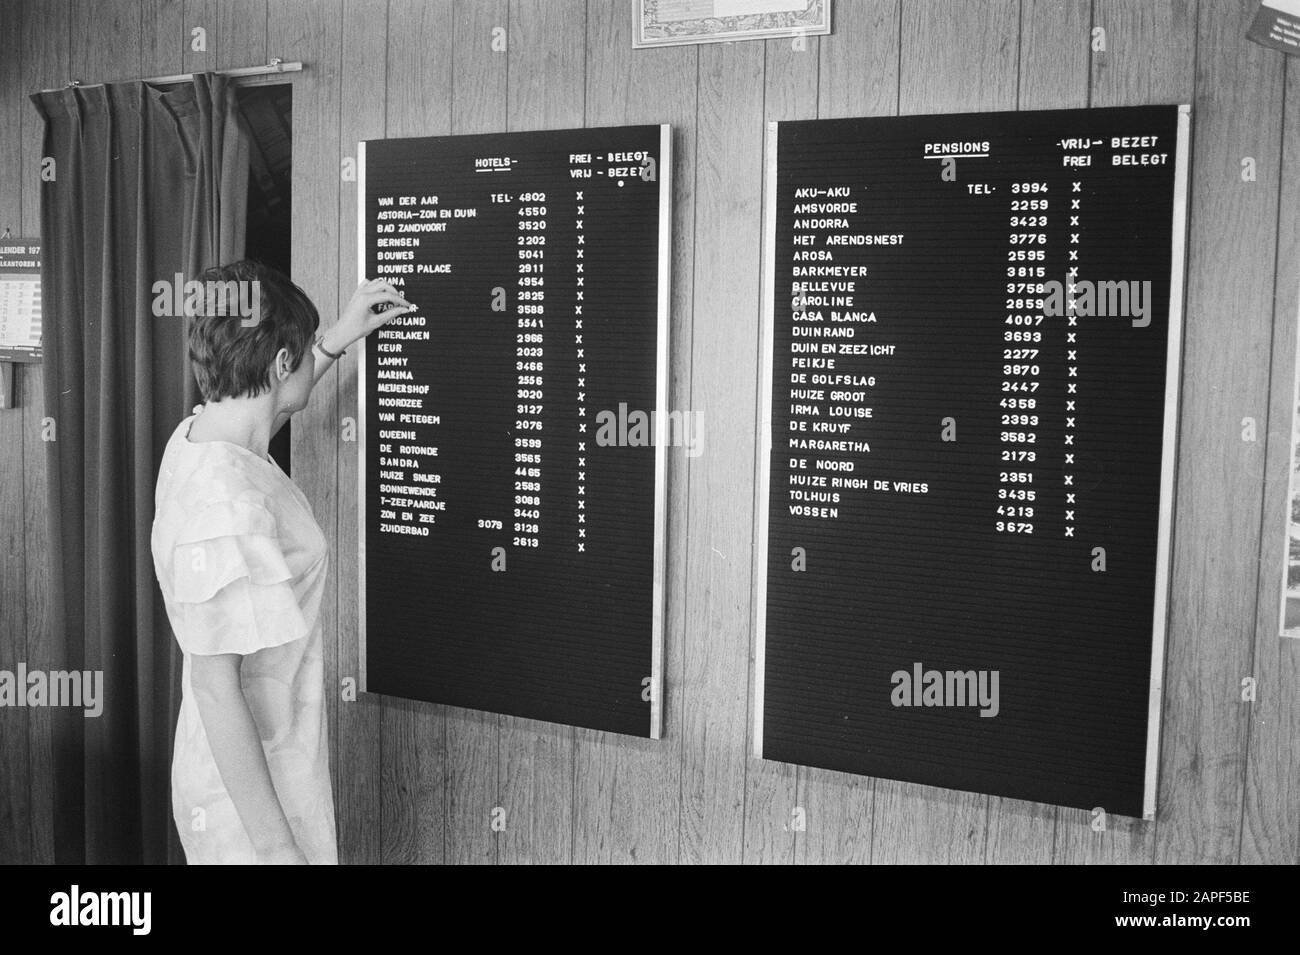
[368,142,657,551]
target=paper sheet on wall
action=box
[0,239,42,362]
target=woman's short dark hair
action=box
[187,260,320,402]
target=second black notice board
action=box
[757,105,1190,818]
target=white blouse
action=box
[151,412,336,864]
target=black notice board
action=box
[757,105,1190,818]
[358,125,670,738]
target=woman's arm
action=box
[310,323,355,387]
[269,279,414,437]
[190,652,307,864]
[311,278,414,388]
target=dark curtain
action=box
[30,73,249,864]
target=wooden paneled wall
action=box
[1,0,1297,864]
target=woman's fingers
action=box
[369,302,416,321]
[359,277,403,297]
[354,278,415,321]
[368,290,414,312]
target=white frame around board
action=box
[355,126,672,739]
[1279,285,1300,640]
[753,106,1192,821]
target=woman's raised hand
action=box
[334,277,416,348]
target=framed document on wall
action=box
[633,0,831,48]
[357,125,671,739]
[755,105,1191,818]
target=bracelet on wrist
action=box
[314,335,346,360]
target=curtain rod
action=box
[36,58,303,95]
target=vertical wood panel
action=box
[70,0,140,84]
[378,0,453,866]
[1018,0,1092,110]
[867,0,1020,865]
[985,800,1056,865]
[216,0,267,69]
[1242,56,1300,866]
[141,0,185,73]
[0,0,32,866]
[1090,0,1197,109]
[182,0,218,74]
[1054,804,1155,864]
[743,32,819,866]
[335,0,388,866]
[795,0,900,865]
[898,0,1020,116]
[444,0,508,866]
[20,0,68,868]
[679,38,765,865]
[496,0,585,864]
[1154,0,1281,865]
[267,0,343,861]
[816,0,899,120]
[571,0,694,864]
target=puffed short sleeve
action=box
[168,497,310,655]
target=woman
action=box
[150,260,411,864]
